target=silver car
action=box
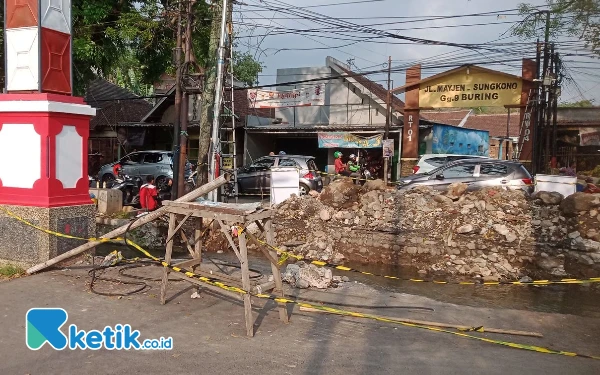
[413,154,490,174]
[237,155,323,195]
[97,151,192,191]
[397,159,533,193]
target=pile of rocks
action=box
[274,179,600,280]
[282,262,349,289]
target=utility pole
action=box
[539,10,551,174]
[197,0,224,191]
[384,55,391,184]
[177,0,194,198]
[208,0,229,202]
[171,0,184,199]
[551,51,560,168]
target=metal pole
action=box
[171,0,184,199]
[506,108,511,160]
[178,0,193,198]
[531,40,542,175]
[544,44,554,172]
[551,50,560,169]
[384,56,391,184]
[208,0,229,202]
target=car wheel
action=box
[156,176,169,191]
[299,183,310,196]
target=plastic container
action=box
[534,174,577,197]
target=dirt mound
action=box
[318,179,363,208]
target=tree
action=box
[1,0,262,95]
[513,1,600,55]
[233,51,264,87]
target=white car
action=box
[412,154,490,174]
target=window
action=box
[307,159,319,172]
[121,153,141,164]
[441,163,476,178]
[426,157,447,167]
[278,158,299,167]
[143,153,164,164]
[252,157,276,171]
[161,153,174,165]
[480,163,509,177]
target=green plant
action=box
[0,264,25,278]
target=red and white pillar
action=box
[1,0,95,207]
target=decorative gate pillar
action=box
[0,0,97,266]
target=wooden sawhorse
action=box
[159,200,289,337]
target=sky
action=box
[235,0,600,104]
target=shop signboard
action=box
[432,124,489,156]
[221,157,233,170]
[318,132,383,148]
[248,83,325,108]
[382,139,394,157]
[580,127,600,146]
[419,68,522,108]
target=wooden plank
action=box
[216,219,241,260]
[298,307,543,338]
[165,201,252,216]
[179,230,196,258]
[245,232,279,266]
[265,218,289,323]
[170,272,242,301]
[160,213,178,305]
[165,212,193,244]
[26,175,228,274]
[163,206,244,223]
[172,258,202,270]
[239,231,254,337]
[246,210,273,222]
[194,218,203,264]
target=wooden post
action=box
[160,213,178,305]
[194,218,203,267]
[265,217,289,323]
[238,230,254,337]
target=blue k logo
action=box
[26,308,68,350]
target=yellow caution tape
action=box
[1,208,599,360]
[236,226,600,287]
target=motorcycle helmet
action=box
[334,151,342,158]
[349,154,356,159]
[279,151,286,155]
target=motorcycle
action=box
[111,170,143,207]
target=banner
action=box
[419,68,522,108]
[318,132,383,148]
[580,127,600,146]
[248,84,325,108]
[382,139,394,157]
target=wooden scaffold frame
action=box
[159,200,289,337]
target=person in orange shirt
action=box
[139,175,159,211]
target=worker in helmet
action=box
[334,151,351,177]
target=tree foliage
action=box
[513,1,600,55]
[1,0,262,95]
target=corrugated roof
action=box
[85,79,153,130]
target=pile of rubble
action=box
[274,179,600,282]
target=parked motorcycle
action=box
[111,171,143,207]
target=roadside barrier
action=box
[1,207,599,360]
[237,226,600,287]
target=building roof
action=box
[422,110,520,138]
[85,79,153,130]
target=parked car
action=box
[412,154,490,174]
[97,151,192,191]
[397,159,533,193]
[237,155,323,195]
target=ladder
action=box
[218,29,238,202]
[514,88,536,161]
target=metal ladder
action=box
[218,30,238,202]
[514,88,536,161]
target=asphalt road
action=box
[1,265,599,375]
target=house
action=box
[86,79,153,175]
[244,57,427,179]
